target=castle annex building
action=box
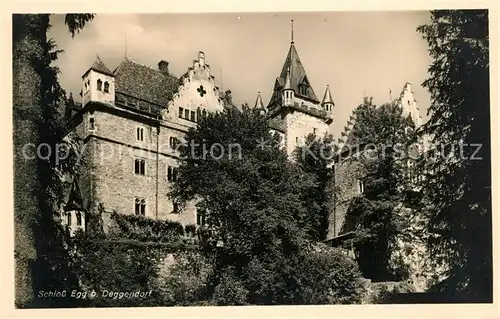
[62,30,422,240]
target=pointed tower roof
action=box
[64,179,84,212]
[83,55,114,77]
[254,91,266,110]
[277,43,320,103]
[322,85,334,104]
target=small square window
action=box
[167,165,178,182]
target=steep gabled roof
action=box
[64,179,84,212]
[113,58,179,107]
[277,43,320,103]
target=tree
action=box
[417,10,491,301]
[294,133,335,241]
[13,14,94,308]
[343,98,417,281]
[170,105,313,269]
[170,106,366,304]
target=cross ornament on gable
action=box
[197,85,207,97]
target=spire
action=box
[322,85,334,104]
[64,179,84,212]
[291,19,294,44]
[255,91,265,109]
[276,40,319,102]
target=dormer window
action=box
[104,81,110,93]
[97,79,103,91]
[300,85,308,96]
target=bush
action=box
[237,244,366,305]
[212,268,249,305]
[292,245,366,304]
[155,251,213,306]
[73,237,162,307]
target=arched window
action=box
[97,79,103,91]
[104,81,110,93]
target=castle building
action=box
[62,25,423,247]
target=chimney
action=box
[158,60,169,75]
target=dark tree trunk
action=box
[12,14,49,308]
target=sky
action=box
[49,12,432,137]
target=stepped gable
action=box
[113,58,179,114]
[337,108,359,153]
[166,51,225,115]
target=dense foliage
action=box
[417,10,491,300]
[170,106,366,304]
[342,98,418,281]
[294,133,335,241]
[13,14,94,307]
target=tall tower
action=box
[265,20,332,155]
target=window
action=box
[300,85,308,96]
[134,159,146,175]
[88,117,95,130]
[296,137,299,144]
[184,109,189,119]
[190,111,196,122]
[136,127,144,141]
[179,107,184,118]
[357,179,365,194]
[197,209,206,226]
[97,79,103,91]
[169,136,179,149]
[135,198,146,216]
[173,201,179,213]
[104,81,109,93]
[67,212,72,225]
[313,128,317,135]
[167,165,178,181]
[76,212,82,226]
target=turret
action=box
[321,85,335,113]
[282,67,294,107]
[81,55,115,107]
[254,91,267,115]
